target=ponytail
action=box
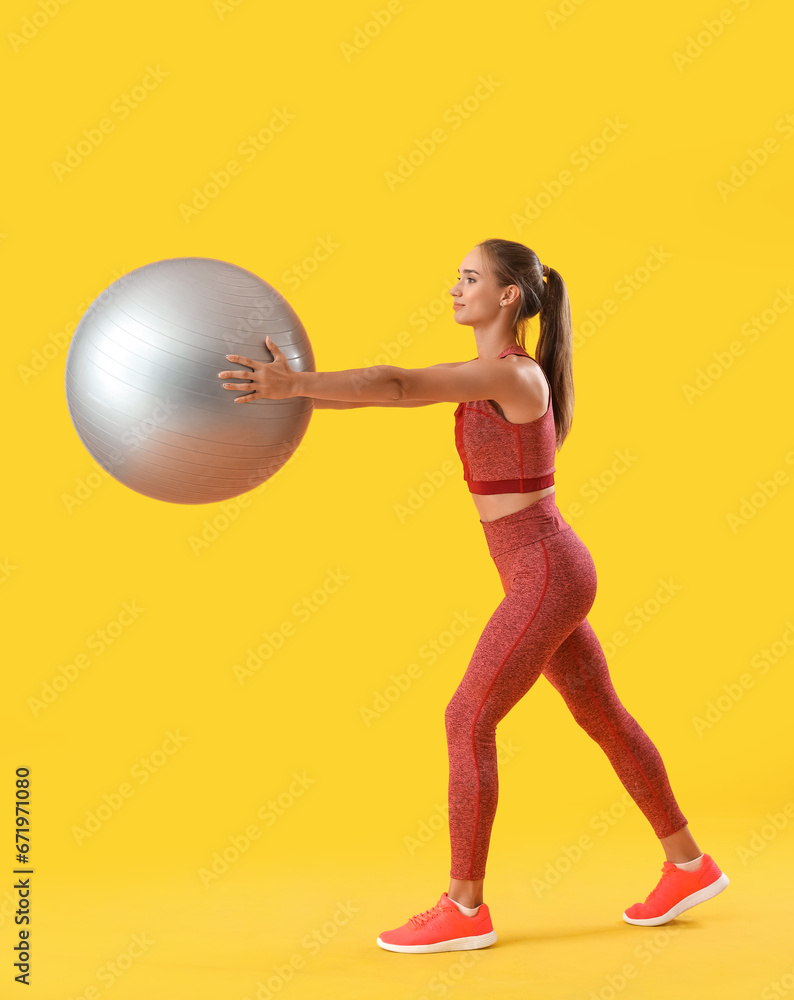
[535,265,574,450]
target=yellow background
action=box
[2,0,793,996]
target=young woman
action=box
[217,238,729,955]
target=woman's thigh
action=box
[447,530,597,730]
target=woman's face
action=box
[450,247,511,327]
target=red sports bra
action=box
[453,345,556,495]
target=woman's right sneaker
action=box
[377,892,497,953]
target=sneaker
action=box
[623,853,730,926]
[376,892,497,954]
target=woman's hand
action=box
[217,335,299,402]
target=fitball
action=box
[64,257,315,505]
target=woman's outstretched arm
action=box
[311,362,472,409]
[312,398,435,408]
[294,356,520,406]
[219,340,483,406]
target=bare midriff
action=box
[473,484,556,522]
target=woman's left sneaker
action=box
[623,853,730,926]
[377,892,497,953]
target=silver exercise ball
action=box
[64,257,314,505]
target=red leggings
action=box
[445,493,688,881]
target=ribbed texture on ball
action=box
[64,257,315,504]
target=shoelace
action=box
[643,863,682,904]
[408,900,447,929]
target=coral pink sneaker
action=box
[623,853,729,926]
[377,892,497,953]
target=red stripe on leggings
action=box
[466,540,550,880]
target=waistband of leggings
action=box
[480,493,571,558]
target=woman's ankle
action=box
[448,878,485,908]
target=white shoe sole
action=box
[622,872,730,926]
[376,929,497,953]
